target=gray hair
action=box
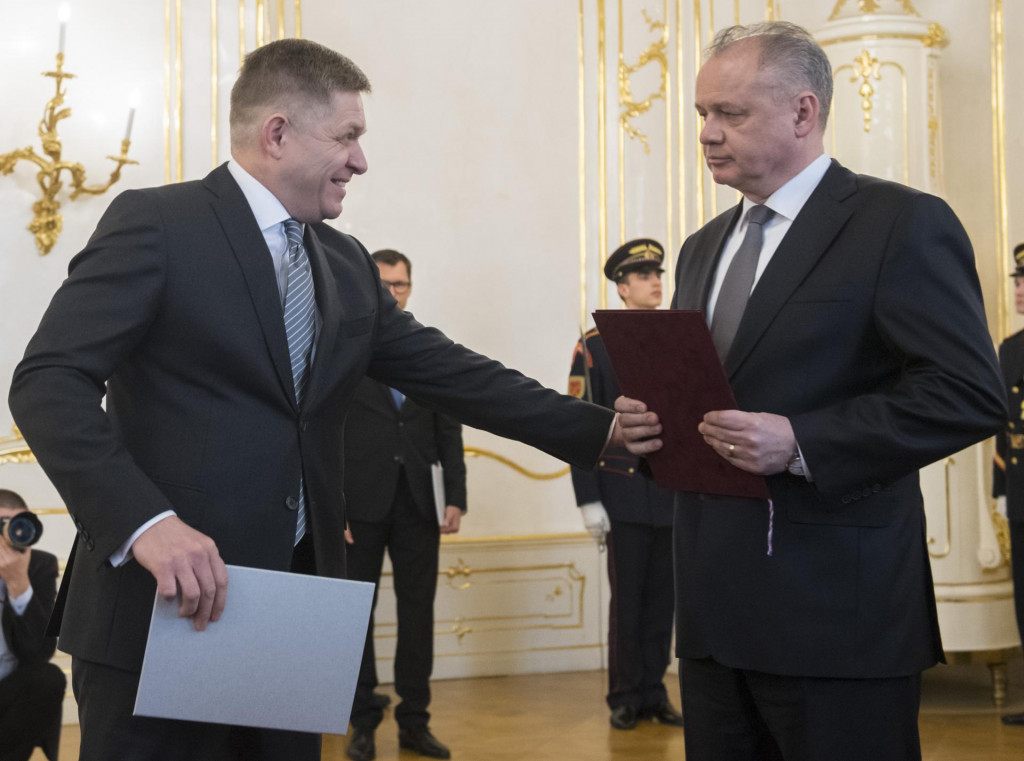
[706,21,832,128]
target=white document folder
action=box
[431,462,445,525]
[134,564,374,734]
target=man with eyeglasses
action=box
[342,249,466,761]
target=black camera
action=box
[0,512,43,549]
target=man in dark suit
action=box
[8,39,617,761]
[992,241,1024,728]
[345,249,466,761]
[568,240,681,731]
[617,22,1005,761]
[0,490,65,761]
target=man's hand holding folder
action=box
[615,398,797,477]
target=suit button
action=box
[1014,386,1020,394]
[628,467,635,474]
[393,455,404,464]
[1011,422,1017,430]
[397,422,404,428]
[841,495,852,504]
[1013,458,1019,466]
[85,539,95,551]
[285,496,299,511]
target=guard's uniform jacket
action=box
[569,329,674,526]
[569,327,675,712]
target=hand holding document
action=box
[134,565,374,734]
[594,309,769,500]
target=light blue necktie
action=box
[283,219,316,544]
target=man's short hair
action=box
[0,489,27,510]
[372,249,412,278]
[707,21,833,128]
[230,38,371,145]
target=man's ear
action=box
[261,113,289,158]
[792,92,820,138]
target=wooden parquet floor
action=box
[36,662,1024,760]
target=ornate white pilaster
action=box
[819,1,1019,697]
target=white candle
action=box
[58,5,70,56]
[124,108,136,142]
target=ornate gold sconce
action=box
[1,31,138,255]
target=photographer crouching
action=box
[0,489,64,761]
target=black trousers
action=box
[347,473,440,731]
[678,657,922,761]
[0,662,65,761]
[70,535,321,761]
[1011,521,1024,642]
[605,520,674,710]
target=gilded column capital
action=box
[829,0,920,21]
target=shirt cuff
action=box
[109,511,176,567]
[8,585,33,616]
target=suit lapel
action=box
[301,226,343,412]
[724,162,857,376]
[205,165,297,408]
[672,205,742,311]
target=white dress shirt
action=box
[706,153,832,323]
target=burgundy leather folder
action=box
[592,309,770,500]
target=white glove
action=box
[997,495,1008,517]
[580,502,611,540]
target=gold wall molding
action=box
[463,447,569,480]
[165,1,302,183]
[618,10,668,155]
[0,426,34,465]
[850,49,881,132]
[374,559,587,640]
[829,0,919,20]
[991,0,1009,339]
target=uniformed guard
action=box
[993,241,1024,727]
[568,238,683,730]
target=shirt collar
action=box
[744,153,831,222]
[227,159,294,233]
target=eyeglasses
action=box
[381,279,411,295]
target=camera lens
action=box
[2,512,43,548]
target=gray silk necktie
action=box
[283,219,316,544]
[710,204,774,360]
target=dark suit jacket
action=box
[669,160,1005,679]
[8,164,614,672]
[343,378,466,522]
[1,550,58,669]
[568,330,674,527]
[993,330,1024,523]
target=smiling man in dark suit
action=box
[344,249,466,761]
[9,39,618,761]
[616,21,1005,761]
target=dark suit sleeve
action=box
[435,413,467,511]
[569,337,602,506]
[9,191,176,562]
[359,257,614,471]
[790,194,1006,493]
[3,551,59,665]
